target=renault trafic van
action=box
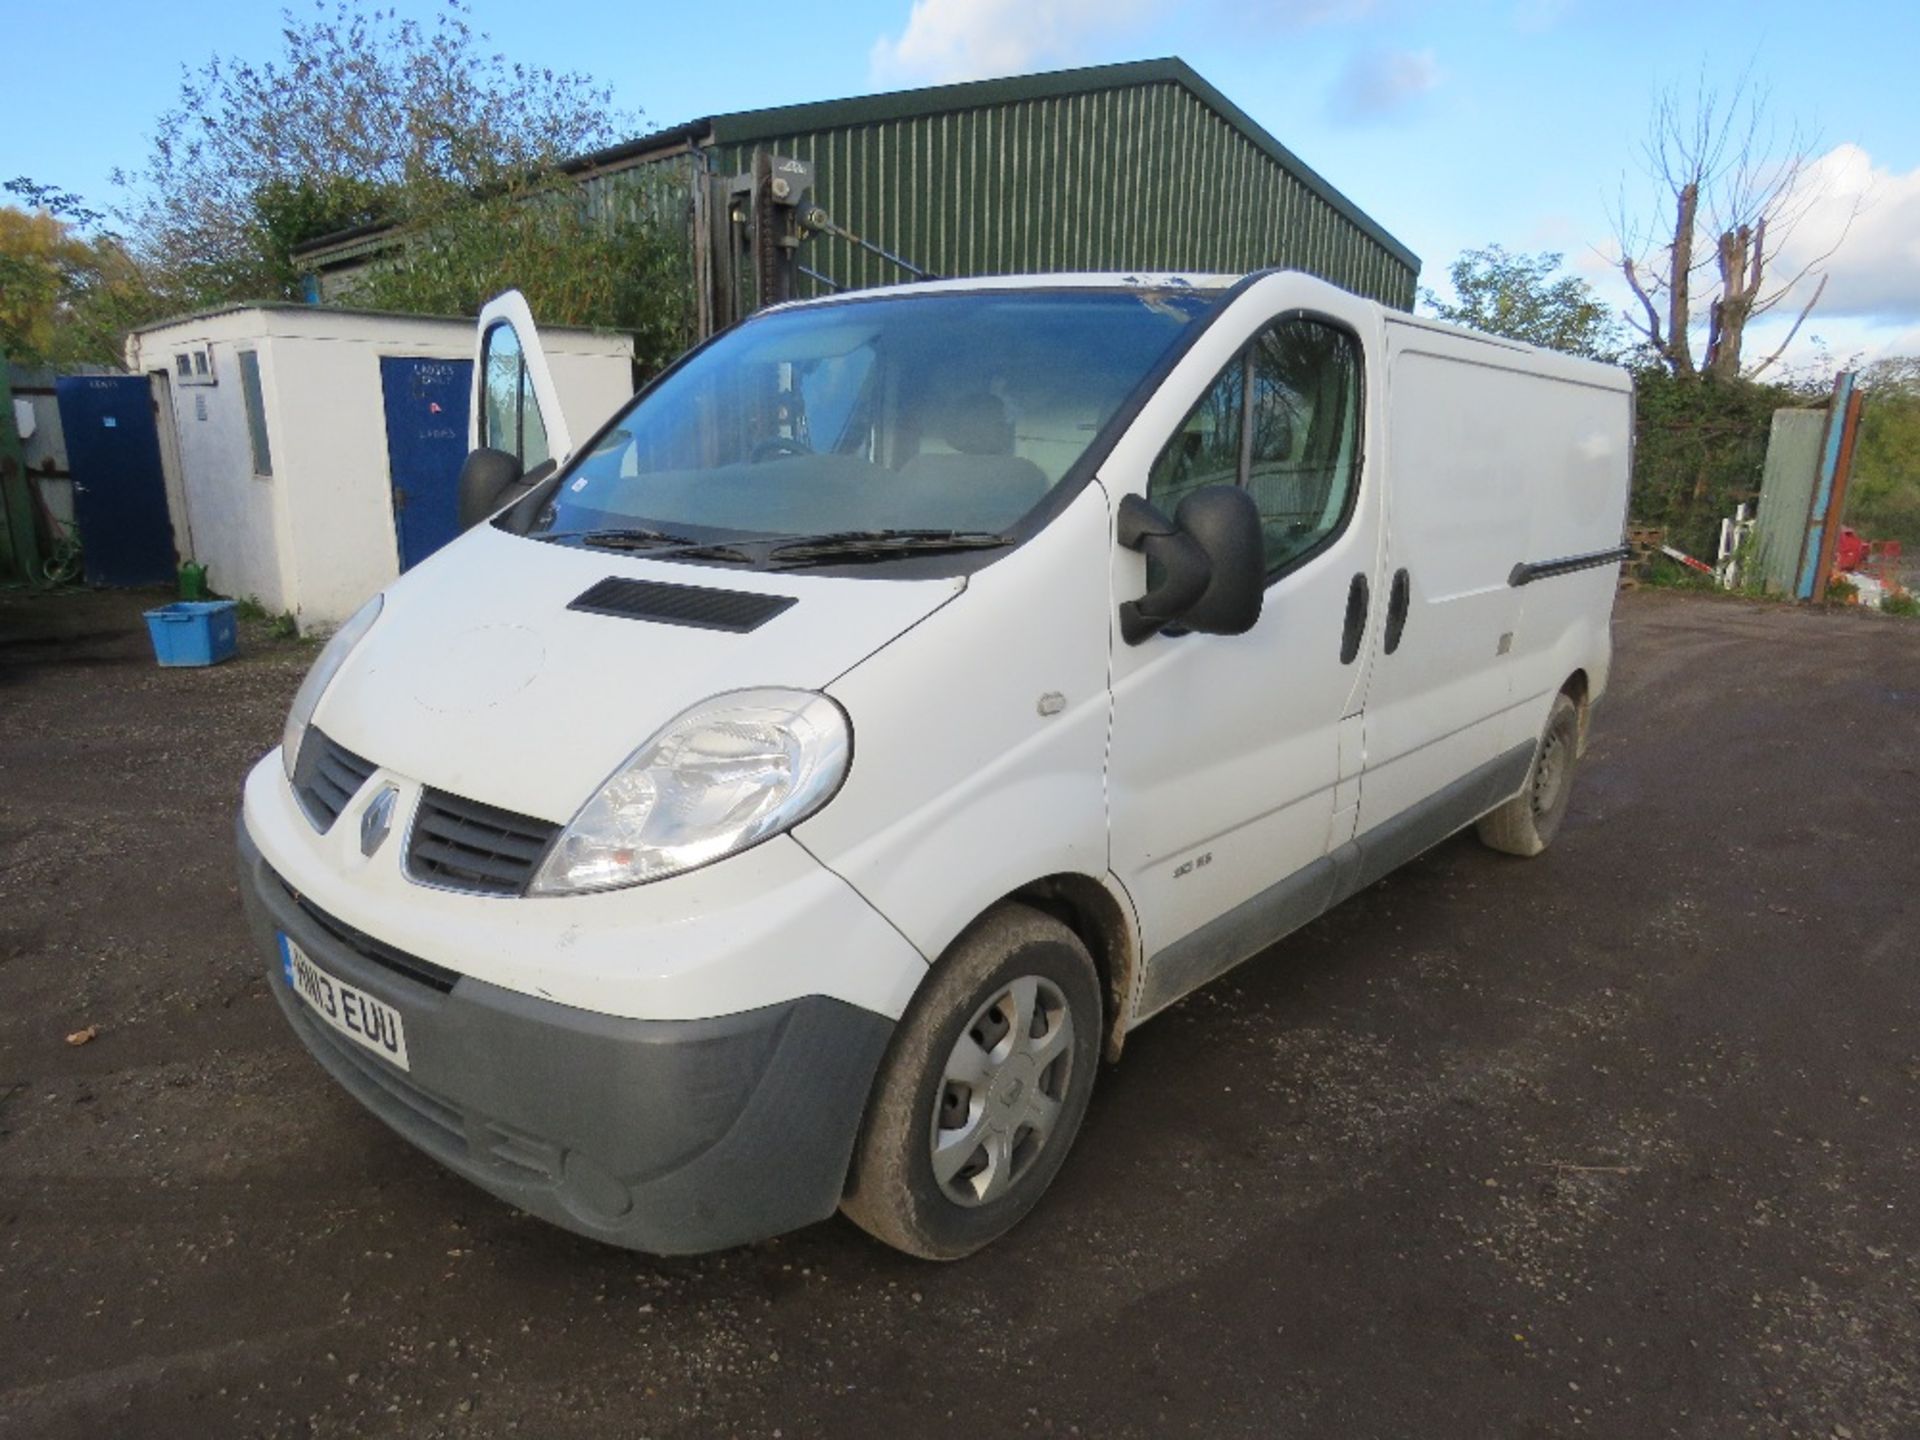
[239,272,1632,1259]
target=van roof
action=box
[767,271,1248,313]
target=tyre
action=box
[841,903,1102,1260]
[1476,691,1581,857]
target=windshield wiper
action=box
[539,526,694,548]
[536,527,754,563]
[768,529,1013,567]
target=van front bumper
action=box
[238,820,894,1255]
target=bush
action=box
[1630,370,1792,561]
[1849,368,1920,549]
[349,184,693,376]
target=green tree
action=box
[1848,358,1920,544]
[0,196,159,365]
[1423,245,1629,361]
[354,185,693,373]
[112,0,640,307]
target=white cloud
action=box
[1769,143,1920,324]
[1327,47,1441,124]
[865,0,1388,89]
[869,0,1158,87]
[1511,0,1572,33]
[1743,312,1920,377]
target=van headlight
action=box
[281,594,383,781]
[529,688,851,895]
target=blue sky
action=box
[6,0,1916,367]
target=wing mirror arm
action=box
[494,458,559,535]
[1117,494,1213,645]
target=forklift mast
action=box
[702,150,816,335]
[697,149,935,338]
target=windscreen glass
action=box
[527,289,1218,544]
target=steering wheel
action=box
[750,436,811,463]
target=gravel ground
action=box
[2,586,1917,1439]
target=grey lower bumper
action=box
[237,818,894,1255]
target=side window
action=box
[480,322,550,467]
[1246,319,1360,575]
[237,350,273,478]
[521,372,550,468]
[1147,315,1361,580]
[1147,355,1243,512]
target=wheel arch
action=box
[1003,873,1139,1063]
[1561,667,1592,755]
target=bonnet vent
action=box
[568,577,796,633]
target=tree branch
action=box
[1668,181,1698,374]
[1744,273,1826,380]
[1621,255,1666,351]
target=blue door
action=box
[55,375,177,587]
[381,356,474,570]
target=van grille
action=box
[293,729,376,832]
[270,869,459,995]
[569,576,796,633]
[407,789,561,896]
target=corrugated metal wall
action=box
[584,80,1414,312]
[1753,408,1828,594]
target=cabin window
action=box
[238,350,273,477]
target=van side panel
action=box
[1503,379,1633,750]
[1358,340,1529,832]
[1360,327,1629,834]
[796,484,1115,966]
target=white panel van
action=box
[239,272,1631,1259]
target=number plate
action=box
[279,934,411,1071]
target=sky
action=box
[4,0,1916,371]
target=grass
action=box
[231,595,300,639]
[1637,556,1723,593]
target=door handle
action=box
[1385,568,1411,654]
[1340,572,1369,664]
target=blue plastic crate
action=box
[143,600,239,667]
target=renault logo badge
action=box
[360,785,400,858]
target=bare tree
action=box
[1612,73,1850,381]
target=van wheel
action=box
[1477,692,1580,857]
[841,904,1101,1260]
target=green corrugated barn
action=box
[300,57,1418,329]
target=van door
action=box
[1107,286,1383,1021]
[1351,329,1535,856]
[470,290,573,463]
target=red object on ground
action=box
[1834,527,1869,572]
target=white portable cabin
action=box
[125,305,634,631]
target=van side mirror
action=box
[1117,487,1265,644]
[458,447,523,531]
[458,451,560,533]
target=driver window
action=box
[1147,355,1242,513]
[1246,319,1359,575]
[1147,315,1361,580]
[481,322,550,467]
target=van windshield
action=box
[526,288,1218,552]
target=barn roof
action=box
[563,58,1418,272]
[294,57,1416,275]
